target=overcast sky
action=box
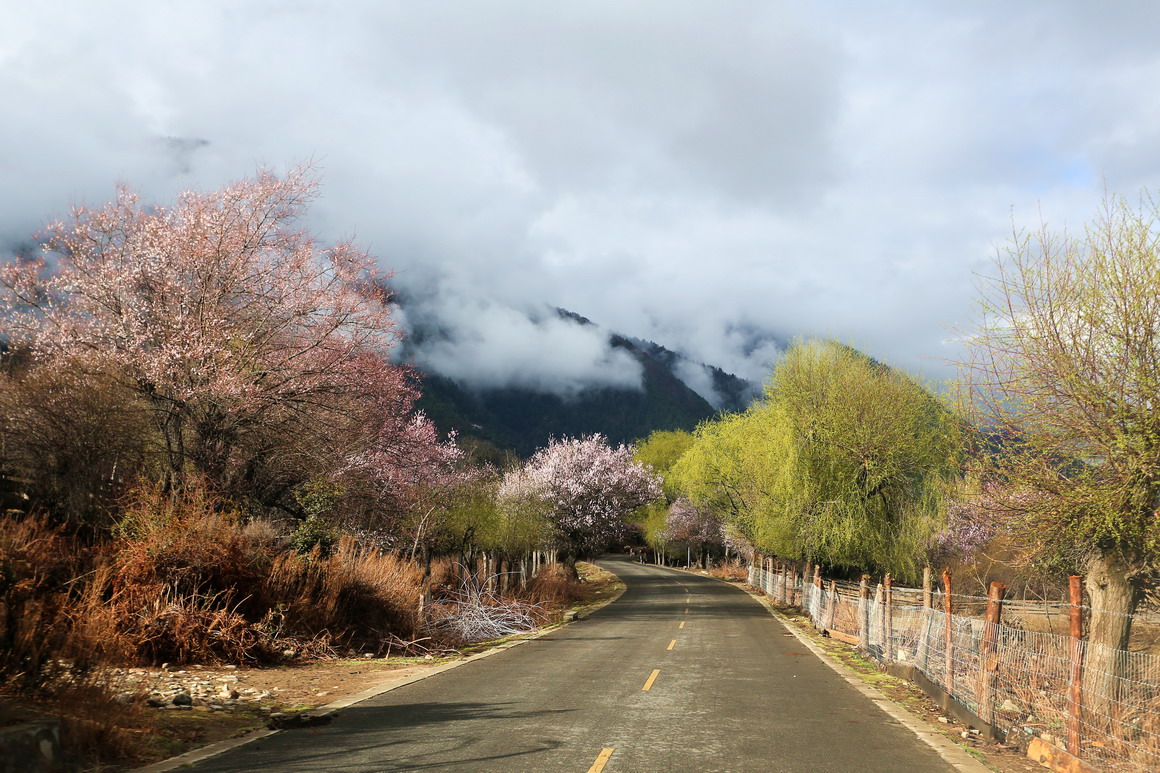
[4,1,1160,397]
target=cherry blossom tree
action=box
[0,166,440,519]
[660,497,723,567]
[497,434,662,568]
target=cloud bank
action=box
[4,1,1160,393]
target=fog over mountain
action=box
[5,2,1160,395]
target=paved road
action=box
[192,556,958,772]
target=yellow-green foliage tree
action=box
[672,341,957,582]
[774,342,958,581]
[633,430,694,558]
[958,194,1160,701]
[670,406,801,556]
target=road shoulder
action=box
[133,563,627,772]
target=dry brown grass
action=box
[522,562,587,609]
[708,560,748,582]
[265,536,424,653]
[0,514,77,690]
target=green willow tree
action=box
[772,342,959,582]
[959,193,1160,704]
[670,405,801,557]
[672,341,957,582]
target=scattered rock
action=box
[171,691,193,706]
[113,693,136,705]
[999,699,1019,713]
[937,716,949,724]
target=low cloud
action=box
[399,295,643,396]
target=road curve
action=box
[191,556,958,772]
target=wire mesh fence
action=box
[748,564,1160,772]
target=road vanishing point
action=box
[189,556,972,772]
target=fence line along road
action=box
[747,561,1160,773]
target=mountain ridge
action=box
[406,307,760,458]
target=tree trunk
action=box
[562,550,580,581]
[1082,551,1142,724]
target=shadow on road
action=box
[194,701,573,772]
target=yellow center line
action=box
[684,608,688,614]
[587,748,615,773]
[642,669,661,691]
[679,620,686,629]
[667,639,676,651]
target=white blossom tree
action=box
[497,434,662,569]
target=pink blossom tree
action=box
[0,166,443,519]
[660,497,723,567]
[497,434,662,568]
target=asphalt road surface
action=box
[192,556,959,772]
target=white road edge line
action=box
[652,563,991,773]
[738,584,992,773]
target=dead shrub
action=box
[265,536,423,652]
[708,561,748,582]
[0,514,76,690]
[428,573,544,644]
[111,481,273,605]
[522,562,586,609]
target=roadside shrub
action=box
[708,560,748,582]
[0,514,75,689]
[265,536,423,653]
[112,481,273,602]
[522,562,587,608]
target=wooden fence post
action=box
[1067,575,1084,756]
[917,567,932,669]
[943,569,954,693]
[859,574,871,651]
[813,566,823,626]
[884,574,894,662]
[873,582,884,652]
[977,581,1006,724]
[826,579,839,632]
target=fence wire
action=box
[749,566,1160,772]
